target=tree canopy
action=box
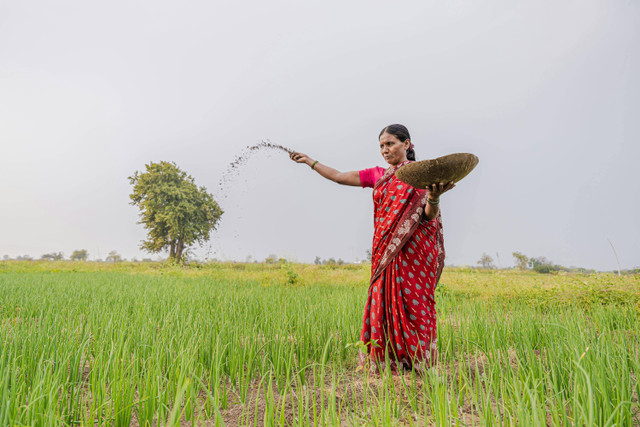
[128,161,223,261]
[512,251,529,270]
[41,252,64,261]
[70,249,89,261]
[477,253,495,269]
[106,250,122,263]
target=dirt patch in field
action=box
[69,345,637,426]
[83,352,493,425]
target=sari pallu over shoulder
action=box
[370,163,445,288]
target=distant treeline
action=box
[473,251,639,275]
[3,252,637,275]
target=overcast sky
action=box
[1,0,638,270]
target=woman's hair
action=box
[379,124,415,161]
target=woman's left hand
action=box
[427,181,456,199]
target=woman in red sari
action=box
[290,124,454,372]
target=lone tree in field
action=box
[128,161,223,262]
[106,250,122,263]
[70,249,89,261]
[41,252,64,261]
[512,252,529,270]
[477,253,495,269]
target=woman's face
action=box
[379,132,410,166]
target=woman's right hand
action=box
[290,151,312,165]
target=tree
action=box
[512,252,529,270]
[265,254,278,264]
[70,249,89,261]
[41,252,64,261]
[106,250,122,263]
[314,256,322,265]
[129,161,223,262]
[534,264,551,274]
[529,256,549,269]
[477,253,495,269]
[528,256,565,274]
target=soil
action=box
[71,346,566,426]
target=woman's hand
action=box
[424,181,455,220]
[427,181,456,200]
[290,151,312,166]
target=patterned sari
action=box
[359,160,445,371]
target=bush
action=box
[534,264,551,274]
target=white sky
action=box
[1,0,638,270]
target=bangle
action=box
[427,197,440,206]
[311,160,319,170]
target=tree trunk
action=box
[175,239,184,262]
[169,240,176,259]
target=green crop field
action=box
[0,261,638,426]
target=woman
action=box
[290,124,454,372]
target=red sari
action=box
[359,161,445,371]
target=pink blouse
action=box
[359,166,386,188]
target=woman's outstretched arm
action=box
[289,152,361,186]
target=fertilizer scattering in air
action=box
[212,140,294,255]
[218,140,294,201]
